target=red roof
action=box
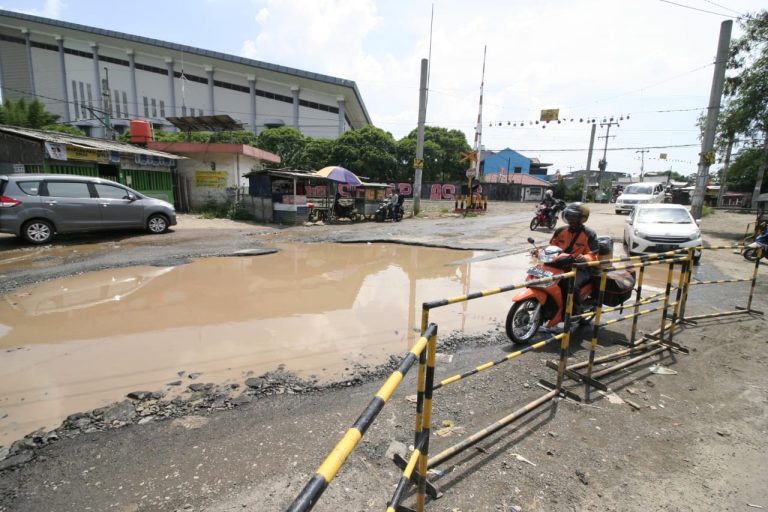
[146,142,281,164]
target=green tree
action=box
[301,138,336,171]
[256,126,306,169]
[398,126,471,183]
[330,125,398,181]
[718,10,768,196]
[720,146,766,191]
[0,98,59,128]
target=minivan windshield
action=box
[624,184,653,195]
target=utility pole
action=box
[413,58,428,216]
[691,20,732,219]
[597,120,619,200]
[102,67,113,140]
[635,149,649,182]
[717,133,734,207]
[581,123,597,202]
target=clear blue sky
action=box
[1,0,764,177]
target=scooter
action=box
[742,228,768,262]
[505,237,635,345]
[374,196,405,222]
[529,199,565,231]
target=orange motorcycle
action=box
[505,237,635,345]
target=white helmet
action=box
[545,190,553,197]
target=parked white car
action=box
[624,204,702,263]
[615,182,667,214]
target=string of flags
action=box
[488,108,630,128]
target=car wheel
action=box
[21,219,54,244]
[147,214,169,234]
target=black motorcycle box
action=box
[599,269,636,307]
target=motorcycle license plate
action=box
[527,267,552,279]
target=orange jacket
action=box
[550,226,599,262]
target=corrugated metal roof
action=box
[246,169,324,180]
[0,125,183,159]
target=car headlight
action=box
[688,230,701,241]
[634,228,648,239]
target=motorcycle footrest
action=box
[538,379,582,402]
[545,360,607,391]
[392,453,443,499]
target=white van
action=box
[614,182,667,214]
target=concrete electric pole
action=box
[596,120,619,200]
[690,20,732,219]
[581,123,597,202]
[635,149,649,182]
[413,58,428,216]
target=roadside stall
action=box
[354,182,391,220]
[246,168,328,224]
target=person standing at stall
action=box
[390,188,400,222]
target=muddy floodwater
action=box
[0,242,542,446]
[0,241,679,447]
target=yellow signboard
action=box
[66,144,99,161]
[195,170,228,188]
[540,109,560,122]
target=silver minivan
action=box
[614,181,667,214]
[0,174,177,244]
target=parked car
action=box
[0,174,177,244]
[614,181,667,214]
[623,203,702,263]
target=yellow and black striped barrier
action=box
[432,333,564,390]
[387,435,427,512]
[287,324,438,512]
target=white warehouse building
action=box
[0,9,371,139]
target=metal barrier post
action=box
[555,271,576,393]
[585,272,608,402]
[678,249,695,322]
[657,261,675,343]
[416,326,437,512]
[668,255,690,343]
[630,265,646,345]
[747,246,762,311]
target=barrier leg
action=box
[416,327,437,512]
[585,273,608,402]
[630,266,646,346]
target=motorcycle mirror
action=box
[527,237,535,245]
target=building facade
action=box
[0,9,371,140]
[480,148,551,182]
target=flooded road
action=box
[0,239,682,447]
[0,242,536,446]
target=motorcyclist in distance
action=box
[541,189,557,223]
[549,202,600,314]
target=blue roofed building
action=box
[481,148,551,183]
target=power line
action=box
[659,0,737,18]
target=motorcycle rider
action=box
[541,189,557,223]
[549,202,600,314]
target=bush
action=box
[702,206,713,217]
[194,200,254,221]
